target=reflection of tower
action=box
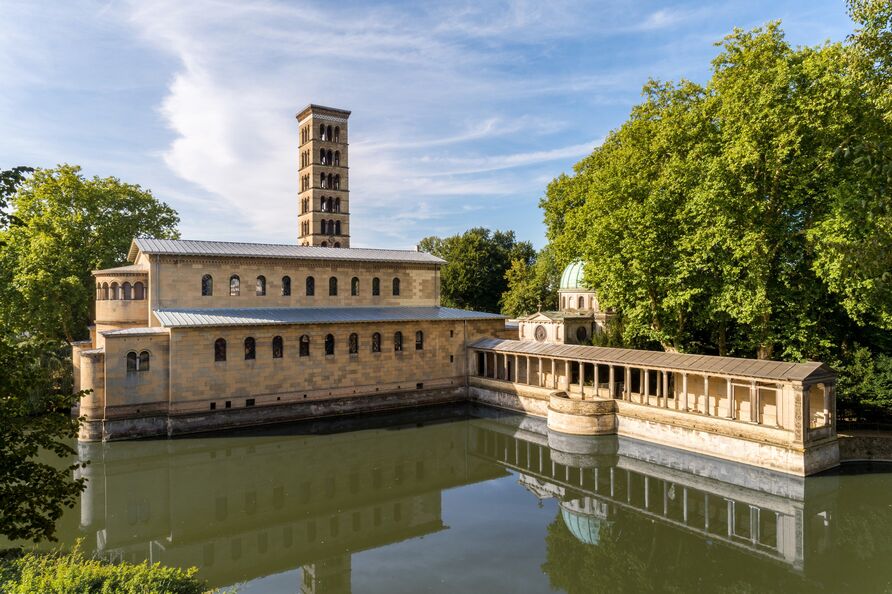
[296,104,351,248]
[301,554,351,594]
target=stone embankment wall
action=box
[838,432,892,463]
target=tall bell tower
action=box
[297,104,351,247]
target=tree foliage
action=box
[0,165,180,342]
[418,228,534,313]
[0,334,85,543]
[499,244,560,317]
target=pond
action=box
[24,404,892,592]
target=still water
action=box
[34,405,892,592]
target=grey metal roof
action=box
[100,327,169,337]
[469,338,833,383]
[128,238,444,265]
[92,264,149,275]
[154,306,504,328]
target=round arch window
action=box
[576,326,588,343]
[534,325,547,342]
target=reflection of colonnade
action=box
[467,411,836,571]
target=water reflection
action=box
[40,405,892,592]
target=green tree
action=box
[0,165,180,342]
[499,244,560,317]
[0,334,85,543]
[418,228,534,313]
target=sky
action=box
[0,0,855,250]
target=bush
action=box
[837,346,892,422]
[0,544,211,594]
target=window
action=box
[394,331,403,352]
[578,296,585,309]
[329,276,338,296]
[334,242,340,248]
[256,275,266,296]
[335,221,341,236]
[415,331,423,350]
[126,351,150,373]
[576,326,588,343]
[334,127,340,142]
[392,277,400,296]
[272,336,283,358]
[306,276,315,296]
[320,124,326,140]
[534,325,547,342]
[372,277,380,296]
[102,282,109,300]
[335,197,340,212]
[334,151,340,166]
[282,276,291,296]
[134,282,145,300]
[111,282,119,299]
[200,274,213,296]
[215,338,227,362]
[244,337,256,360]
[351,277,359,296]
[299,335,310,357]
[126,351,137,372]
[334,174,340,190]
[327,125,333,139]
[349,333,359,354]
[372,332,381,353]
[230,275,240,296]
[325,334,335,356]
[139,350,150,371]
[122,282,132,300]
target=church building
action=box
[72,105,507,442]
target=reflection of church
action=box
[517,261,614,345]
[62,406,837,591]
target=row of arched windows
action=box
[202,275,400,297]
[301,124,342,145]
[319,219,342,236]
[126,350,150,372]
[213,330,423,361]
[301,174,310,192]
[320,197,341,212]
[319,173,341,190]
[97,281,146,301]
[563,295,589,309]
[319,150,341,166]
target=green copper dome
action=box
[561,504,603,546]
[559,261,586,290]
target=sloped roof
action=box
[92,264,148,276]
[100,327,169,337]
[520,311,594,321]
[154,306,504,328]
[127,238,445,265]
[469,338,834,383]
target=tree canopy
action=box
[0,165,180,342]
[418,228,534,313]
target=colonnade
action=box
[473,349,835,441]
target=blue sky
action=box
[1,0,854,249]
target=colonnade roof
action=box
[92,264,148,275]
[470,338,834,384]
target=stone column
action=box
[482,351,488,378]
[578,361,585,397]
[608,365,615,399]
[823,383,832,427]
[624,367,631,401]
[682,373,688,411]
[793,383,808,443]
[703,375,710,416]
[644,369,650,405]
[663,372,670,408]
[750,381,758,423]
[727,379,735,419]
[525,356,531,385]
[551,358,556,389]
[594,364,600,397]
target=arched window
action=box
[96,283,103,300]
[327,173,333,188]
[349,333,359,354]
[326,125,332,140]
[321,173,327,188]
[320,148,326,164]
[282,276,291,296]
[230,275,240,296]
[334,242,340,248]
[256,275,266,296]
[272,336,283,359]
[415,331,423,350]
[321,198,328,212]
[327,149,332,165]
[299,335,310,357]
[329,220,336,235]
[214,338,227,362]
[320,218,327,234]
[101,282,109,300]
[392,277,401,296]
[351,277,359,296]
[372,332,381,353]
[334,127,340,142]
[201,274,213,296]
[306,276,315,296]
[134,282,145,300]
[335,221,341,236]
[335,197,340,212]
[139,350,150,371]
[245,337,256,360]
[334,174,340,190]
[321,241,328,247]
[578,296,585,309]
[394,331,403,352]
[372,277,380,296]
[325,333,335,356]
[126,351,137,372]
[320,124,326,140]
[329,276,338,296]
[110,282,119,299]
[122,282,132,300]
[334,151,340,166]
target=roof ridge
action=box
[136,237,426,254]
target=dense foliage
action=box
[0,165,180,342]
[418,227,534,313]
[536,4,892,419]
[499,244,561,318]
[0,546,210,594]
